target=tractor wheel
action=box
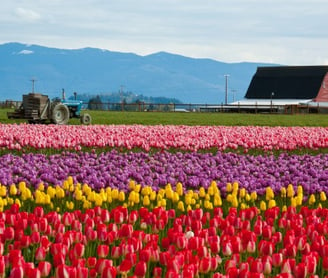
[51,103,70,125]
[80,113,92,125]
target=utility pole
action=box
[30,78,37,93]
[120,85,125,111]
[231,89,237,102]
[224,74,230,105]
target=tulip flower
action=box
[134,261,147,277]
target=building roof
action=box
[245,66,328,100]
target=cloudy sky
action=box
[1,0,328,65]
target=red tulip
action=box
[281,259,293,274]
[9,266,24,278]
[111,246,121,259]
[35,247,47,261]
[4,227,14,241]
[26,268,41,278]
[55,264,70,278]
[221,241,232,256]
[323,256,328,271]
[199,257,211,274]
[139,249,151,262]
[73,243,85,258]
[294,262,307,278]
[38,261,51,277]
[176,235,187,249]
[134,261,147,277]
[118,259,132,275]
[0,256,5,277]
[30,231,40,245]
[250,258,263,273]
[96,259,113,274]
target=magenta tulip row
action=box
[1,124,328,151]
[1,204,328,278]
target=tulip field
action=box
[2,119,328,278]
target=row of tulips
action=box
[2,194,328,278]
[1,151,328,195]
[1,177,328,215]
[1,124,328,151]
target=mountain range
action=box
[0,42,276,104]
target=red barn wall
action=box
[315,73,328,102]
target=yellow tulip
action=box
[178,201,185,212]
[208,186,214,196]
[265,187,274,200]
[231,196,238,208]
[232,182,239,192]
[134,184,141,193]
[111,189,119,199]
[239,188,246,199]
[287,184,295,198]
[67,176,74,186]
[118,191,125,202]
[226,183,232,192]
[129,180,136,190]
[295,195,303,206]
[55,186,65,198]
[18,181,26,192]
[7,197,14,205]
[172,192,180,203]
[280,187,286,198]
[38,183,45,191]
[150,191,156,201]
[240,203,247,210]
[75,190,83,201]
[14,198,21,207]
[143,196,150,206]
[320,192,327,202]
[176,182,183,196]
[9,184,17,196]
[160,199,166,207]
[297,185,303,196]
[198,187,206,198]
[94,196,103,206]
[309,194,316,205]
[250,192,257,201]
[268,199,276,208]
[260,200,266,211]
[290,197,297,208]
[0,186,6,197]
[47,186,56,198]
[62,180,69,191]
[214,195,222,206]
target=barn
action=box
[230,65,328,112]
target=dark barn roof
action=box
[245,66,328,99]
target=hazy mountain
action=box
[0,42,276,103]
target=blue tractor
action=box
[7,92,92,125]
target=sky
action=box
[1,0,328,65]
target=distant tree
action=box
[88,95,103,110]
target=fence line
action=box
[2,100,328,114]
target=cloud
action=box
[14,7,41,22]
[0,0,328,65]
